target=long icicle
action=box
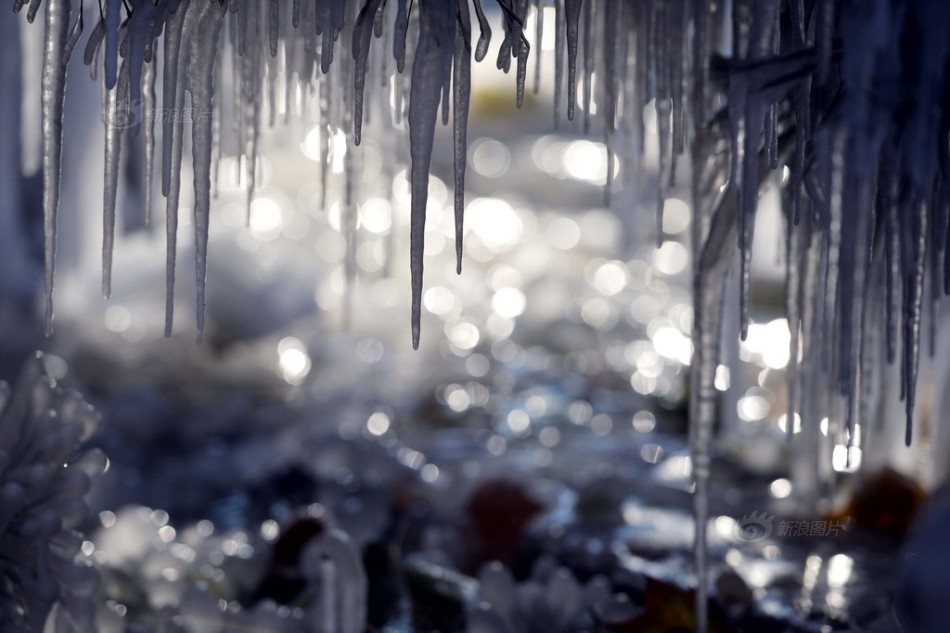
[102,52,130,299]
[143,58,156,227]
[453,0,473,274]
[185,1,228,345]
[242,0,263,222]
[903,199,929,444]
[164,1,195,336]
[41,0,71,335]
[162,0,190,197]
[564,0,581,121]
[581,0,592,133]
[691,187,737,633]
[408,0,450,349]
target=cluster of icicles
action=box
[19,0,950,631]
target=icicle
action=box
[62,9,83,66]
[330,0,347,38]
[380,0,391,86]
[150,0,176,46]
[102,55,130,299]
[750,0,780,172]
[393,0,409,72]
[341,0,359,332]
[238,0,247,56]
[318,78,330,214]
[374,0,386,38]
[83,18,105,67]
[793,209,826,510]
[471,0,492,62]
[293,0,301,28]
[668,5,685,169]
[857,249,885,456]
[564,0,581,121]
[184,1,227,344]
[319,0,336,75]
[656,97,671,207]
[143,58,156,227]
[440,9,456,125]
[408,0,450,349]
[883,171,900,363]
[837,171,873,437]
[230,12,244,142]
[41,0,71,334]
[934,220,945,357]
[353,0,384,145]
[690,187,737,633]
[284,19,297,125]
[242,1,263,221]
[581,0,593,133]
[511,6,529,108]
[733,91,767,340]
[497,26,512,73]
[215,42,227,193]
[164,1,195,336]
[903,200,929,444]
[454,0,473,274]
[25,0,43,23]
[822,134,844,372]
[267,49,278,128]
[785,203,803,435]
[162,1,191,197]
[125,0,156,138]
[602,0,619,205]
[792,78,809,225]
[269,0,279,57]
[104,0,121,89]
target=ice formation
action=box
[0,353,106,631]
[13,0,950,631]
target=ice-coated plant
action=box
[0,352,106,632]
